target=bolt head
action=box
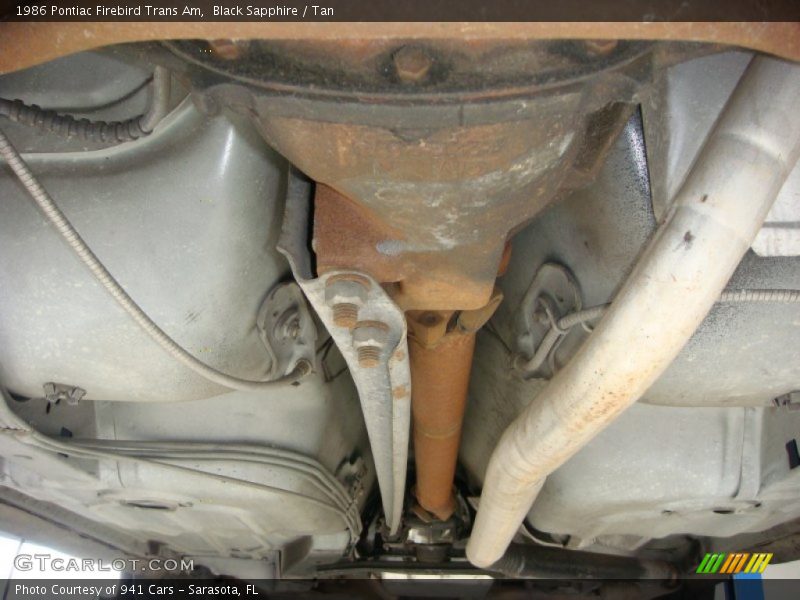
[209,39,249,60]
[583,39,618,56]
[352,322,388,348]
[352,321,389,369]
[393,46,433,83]
[420,312,441,326]
[325,278,369,307]
[533,308,549,325]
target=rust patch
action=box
[4,23,800,76]
[406,293,500,521]
[392,385,409,399]
[313,184,507,310]
[409,329,476,520]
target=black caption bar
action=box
[2,0,800,22]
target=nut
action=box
[352,320,389,368]
[393,46,433,83]
[274,307,301,340]
[293,358,313,377]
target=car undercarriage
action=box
[1,23,800,597]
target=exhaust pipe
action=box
[466,56,800,569]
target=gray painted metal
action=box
[0,100,291,402]
[0,383,362,576]
[0,50,160,155]
[533,403,800,549]
[642,50,800,257]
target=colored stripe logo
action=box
[696,552,773,574]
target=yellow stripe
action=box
[720,553,737,574]
[744,554,760,573]
[757,553,774,574]
[752,554,765,573]
[733,553,749,573]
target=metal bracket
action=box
[515,262,582,371]
[257,282,317,378]
[43,382,86,406]
[277,171,411,535]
